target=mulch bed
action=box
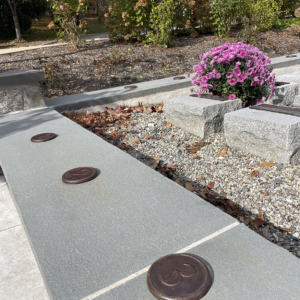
[0,29,300,98]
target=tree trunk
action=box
[12,12,22,40]
[7,0,22,40]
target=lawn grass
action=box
[0,15,106,47]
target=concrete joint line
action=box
[81,222,239,300]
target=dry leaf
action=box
[148,159,159,170]
[218,146,228,157]
[251,218,265,229]
[251,170,258,177]
[166,123,172,129]
[259,162,276,168]
[175,178,181,185]
[130,139,140,145]
[281,227,293,232]
[206,182,215,189]
[263,191,270,197]
[143,106,152,114]
[259,211,264,221]
[185,182,194,192]
[197,177,205,181]
[221,190,227,196]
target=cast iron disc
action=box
[147,253,212,300]
[62,167,97,184]
[31,133,56,143]
[173,76,185,80]
[124,85,138,89]
[286,55,297,58]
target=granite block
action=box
[224,108,300,164]
[164,96,242,138]
[266,82,298,106]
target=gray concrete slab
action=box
[0,70,45,87]
[95,224,300,300]
[0,108,237,300]
[0,176,49,300]
[45,76,191,112]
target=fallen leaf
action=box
[166,123,172,129]
[143,106,152,114]
[185,182,194,192]
[221,190,227,196]
[148,159,159,169]
[259,162,276,168]
[197,177,205,181]
[259,211,264,221]
[263,191,270,196]
[192,156,201,159]
[206,182,215,189]
[251,170,258,177]
[130,139,140,145]
[262,225,269,237]
[250,218,265,229]
[280,227,293,232]
[218,146,228,157]
[175,178,181,185]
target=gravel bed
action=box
[101,109,300,258]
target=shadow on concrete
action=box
[0,108,64,139]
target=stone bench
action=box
[0,69,45,115]
[164,95,242,138]
[224,108,300,164]
[266,82,298,106]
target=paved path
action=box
[0,175,49,300]
[0,33,108,55]
[0,107,300,299]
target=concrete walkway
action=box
[0,107,300,300]
[0,32,108,55]
[0,175,49,300]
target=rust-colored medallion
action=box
[173,76,186,80]
[124,85,138,89]
[147,253,212,300]
[31,133,56,143]
[62,167,97,184]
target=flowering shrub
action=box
[48,0,89,48]
[190,42,276,107]
[104,0,212,46]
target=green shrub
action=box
[273,17,300,29]
[104,0,212,46]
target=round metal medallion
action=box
[124,85,138,89]
[286,55,297,58]
[62,167,97,184]
[173,76,186,80]
[31,133,56,143]
[147,253,212,300]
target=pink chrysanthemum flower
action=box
[257,99,264,104]
[229,94,236,100]
[228,78,237,86]
[226,72,233,78]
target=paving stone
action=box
[0,108,237,300]
[164,96,242,139]
[96,224,300,300]
[224,108,300,164]
[23,83,45,110]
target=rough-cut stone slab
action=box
[224,108,300,164]
[293,95,300,107]
[97,224,300,300]
[0,108,237,300]
[164,96,242,138]
[0,69,45,87]
[277,71,300,88]
[266,82,298,106]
